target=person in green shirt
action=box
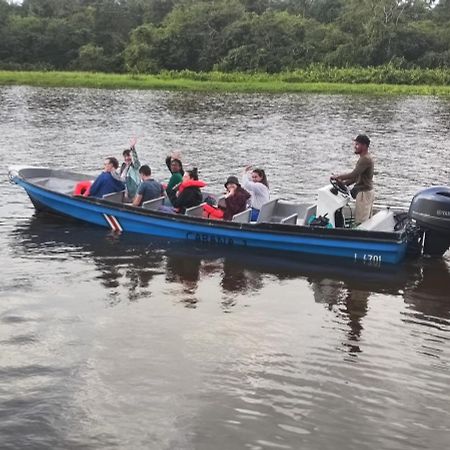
[165,153,184,205]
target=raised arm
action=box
[130,145,140,169]
[241,167,252,190]
[165,156,172,173]
[241,167,268,195]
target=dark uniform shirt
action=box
[137,179,163,204]
[340,154,374,192]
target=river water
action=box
[1,86,450,450]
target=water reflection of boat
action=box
[11,167,450,265]
[12,212,449,297]
[403,258,450,319]
[10,214,450,355]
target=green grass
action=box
[0,70,449,95]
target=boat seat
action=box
[273,203,317,225]
[257,199,316,225]
[185,203,206,217]
[299,204,317,226]
[256,198,279,223]
[232,208,252,223]
[142,196,165,210]
[102,190,125,203]
[280,213,298,225]
[357,209,396,232]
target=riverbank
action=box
[1,69,449,95]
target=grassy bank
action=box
[0,69,449,95]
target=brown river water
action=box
[0,86,450,450]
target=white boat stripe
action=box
[109,215,123,232]
[103,214,115,230]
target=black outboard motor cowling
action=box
[409,186,450,256]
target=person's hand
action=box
[226,186,236,197]
[244,165,252,172]
[171,151,182,161]
[130,137,137,149]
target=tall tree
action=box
[337,0,434,65]
[219,11,309,72]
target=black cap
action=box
[224,176,240,188]
[354,134,370,146]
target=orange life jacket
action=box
[177,179,207,194]
[73,180,92,197]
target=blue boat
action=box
[8,167,450,265]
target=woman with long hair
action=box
[241,166,270,221]
[171,168,206,214]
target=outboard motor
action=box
[409,186,450,256]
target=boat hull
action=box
[12,170,408,265]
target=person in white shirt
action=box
[241,165,270,221]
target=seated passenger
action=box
[203,176,250,220]
[88,157,125,198]
[132,165,164,207]
[120,139,141,200]
[241,166,270,221]
[165,153,184,205]
[172,168,206,214]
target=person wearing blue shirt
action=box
[89,157,125,198]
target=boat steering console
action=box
[330,177,350,196]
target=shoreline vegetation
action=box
[0,68,449,96]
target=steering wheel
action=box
[330,177,350,196]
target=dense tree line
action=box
[0,0,449,73]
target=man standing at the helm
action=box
[332,134,374,225]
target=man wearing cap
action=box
[332,134,374,225]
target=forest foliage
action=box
[1,0,449,76]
